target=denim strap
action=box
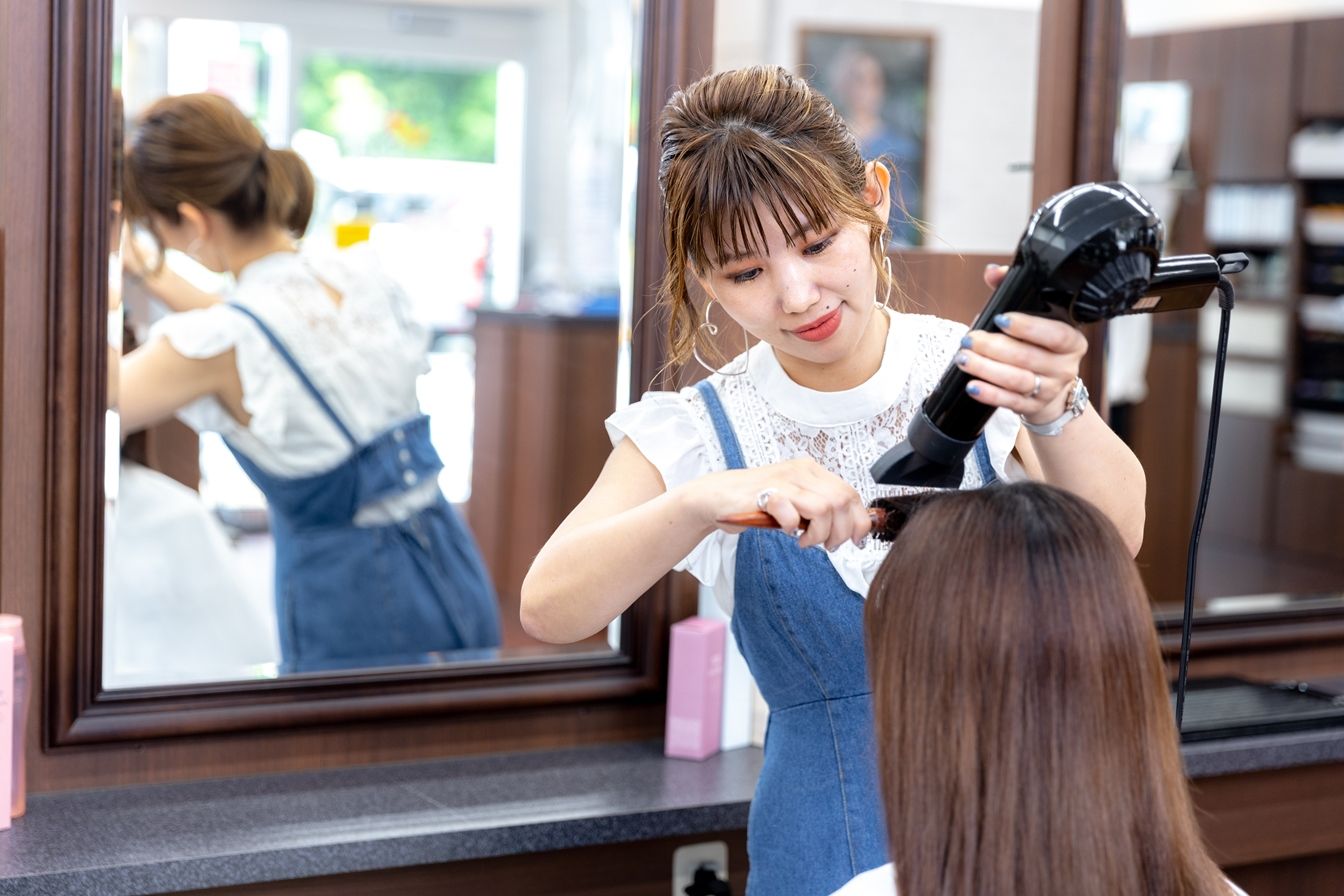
[694,380,747,470]
[973,433,996,484]
[225,303,359,446]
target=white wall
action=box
[715,0,1040,253]
[1126,0,1344,35]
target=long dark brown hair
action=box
[866,483,1227,896]
[657,65,903,368]
[123,92,314,262]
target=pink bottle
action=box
[0,616,27,818]
[664,617,726,761]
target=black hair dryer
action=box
[870,181,1248,489]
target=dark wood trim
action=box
[1038,0,1125,406]
[22,0,710,753]
[629,0,715,395]
[46,0,116,747]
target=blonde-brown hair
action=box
[657,65,900,368]
[123,93,314,260]
[866,483,1228,896]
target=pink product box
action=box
[664,617,726,761]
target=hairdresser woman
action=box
[522,66,1144,894]
[116,93,501,674]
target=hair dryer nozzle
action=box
[870,408,972,488]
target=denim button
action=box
[398,448,411,463]
[403,470,418,486]
[393,428,406,443]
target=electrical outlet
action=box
[672,840,729,896]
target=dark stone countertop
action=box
[0,741,759,896]
[0,729,1341,895]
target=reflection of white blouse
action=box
[151,247,429,477]
[605,310,1022,613]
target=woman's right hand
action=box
[686,457,873,551]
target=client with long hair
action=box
[842,482,1245,896]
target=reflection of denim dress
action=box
[695,381,996,895]
[225,305,501,674]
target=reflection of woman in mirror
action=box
[117,93,501,674]
[844,482,1244,896]
[523,67,1144,893]
[827,42,921,247]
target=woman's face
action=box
[696,202,882,382]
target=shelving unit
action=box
[1263,120,1344,563]
[1291,129,1344,427]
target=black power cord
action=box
[1175,263,1243,732]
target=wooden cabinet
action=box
[468,311,619,649]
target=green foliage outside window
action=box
[299,54,497,162]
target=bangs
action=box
[671,131,859,273]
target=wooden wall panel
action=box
[1131,311,1201,601]
[1193,763,1344,868]
[1227,852,1344,896]
[1297,18,1344,119]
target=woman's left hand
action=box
[953,264,1087,426]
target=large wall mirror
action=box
[104,0,638,688]
[1114,1,1344,676]
[42,0,710,746]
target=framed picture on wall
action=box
[798,29,933,247]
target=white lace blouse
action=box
[606,310,1023,614]
[150,247,440,519]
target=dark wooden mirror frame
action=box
[24,0,713,749]
[24,0,1307,788]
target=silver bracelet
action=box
[1020,377,1088,436]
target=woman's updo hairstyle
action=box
[123,92,315,260]
[657,65,900,368]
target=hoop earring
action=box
[879,255,894,309]
[691,299,749,376]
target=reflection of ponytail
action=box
[259,148,314,236]
[123,93,316,256]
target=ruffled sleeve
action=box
[147,305,292,446]
[604,390,730,589]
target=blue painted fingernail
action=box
[959,335,973,348]
[955,353,968,366]
[994,314,1011,329]
[966,383,980,396]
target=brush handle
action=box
[715,508,888,532]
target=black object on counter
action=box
[1176,677,1344,743]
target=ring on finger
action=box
[756,488,777,511]
[1027,374,1042,399]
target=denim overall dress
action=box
[694,381,994,895]
[225,304,501,674]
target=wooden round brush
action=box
[715,492,944,542]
